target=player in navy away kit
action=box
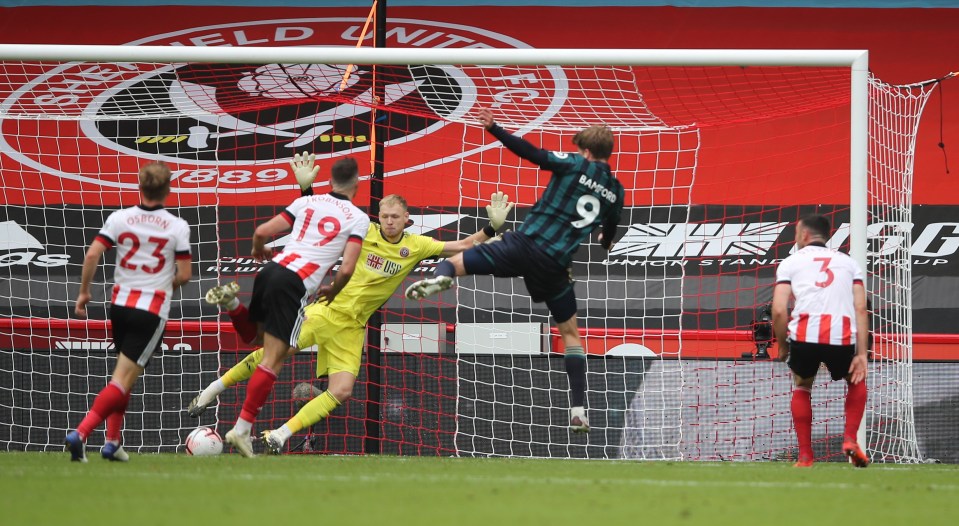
[773,214,870,468]
[66,162,192,462]
[406,108,624,432]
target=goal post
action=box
[0,44,929,463]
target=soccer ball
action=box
[185,426,223,456]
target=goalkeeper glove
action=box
[485,191,514,231]
[290,151,320,192]
[474,230,507,246]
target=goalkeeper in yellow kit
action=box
[188,153,514,454]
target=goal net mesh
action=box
[0,55,933,462]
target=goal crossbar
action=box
[0,44,866,68]
[0,43,870,271]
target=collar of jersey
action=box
[806,241,827,248]
[376,223,405,245]
[137,203,164,211]
[328,191,349,200]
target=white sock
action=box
[197,378,226,406]
[233,418,253,436]
[272,425,293,445]
[226,297,240,311]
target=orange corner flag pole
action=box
[339,0,378,93]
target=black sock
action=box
[435,259,455,278]
[564,347,586,407]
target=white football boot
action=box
[225,428,256,458]
[569,406,590,433]
[404,276,453,300]
[205,281,240,307]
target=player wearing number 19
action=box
[66,162,192,462]
[406,108,624,432]
[223,157,370,458]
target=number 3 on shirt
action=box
[296,208,342,246]
[813,257,834,288]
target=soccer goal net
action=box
[0,45,934,462]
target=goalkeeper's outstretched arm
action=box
[291,151,320,195]
[439,191,514,257]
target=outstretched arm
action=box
[291,151,320,196]
[479,109,550,167]
[439,191,514,257]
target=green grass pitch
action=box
[2,452,957,525]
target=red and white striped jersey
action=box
[95,204,191,319]
[272,193,369,294]
[775,243,864,346]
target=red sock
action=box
[76,381,127,441]
[229,304,258,344]
[105,391,131,443]
[239,365,277,423]
[844,380,868,442]
[791,387,813,461]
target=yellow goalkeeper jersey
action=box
[325,222,445,326]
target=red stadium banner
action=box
[0,5,956,208]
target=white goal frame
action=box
[0,44,871,271]
[0,44,876,456]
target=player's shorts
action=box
[248,261,309,347]
[109,304,166,368]
[467,231,574,304]
[296,304,364,378]
[786,340,857,381]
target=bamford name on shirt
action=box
[578,174,617,203]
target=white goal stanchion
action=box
[0,45,929,461]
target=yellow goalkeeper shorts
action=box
[296,304,364,378]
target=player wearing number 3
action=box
[66,162,192,462]
[406,108,624,432]
[772,215,870,468]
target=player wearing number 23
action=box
[66,162,192,463]
[406,108,625,432]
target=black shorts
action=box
[466,231,574,303]
[249,261,309,346]
[786,340,856,381]
[109,304,165,367]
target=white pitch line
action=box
[20,466,959,493]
